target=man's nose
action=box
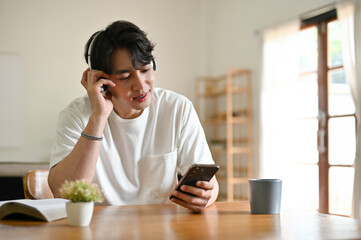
[133,72,146,90]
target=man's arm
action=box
[170,176,219,212]
[48,115,107,197]
[48,69,115,197]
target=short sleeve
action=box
[49,96,91,169]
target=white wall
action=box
[0,0,336,164]
[0,0,207,163]
[203,0,336,75]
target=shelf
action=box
[198,86,249,98]
[210,146,250,154]
[210,138,249,144]
[231,177,248,184]
[217,177,248,184]
[196,68,253,202]
[202,110,250,125]
[232,147,251,154]
[202,117,248,125]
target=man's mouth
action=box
[135,94,146,99]
[133,92,149,102]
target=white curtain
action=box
[337,0,361,219]
[260,20,300,208]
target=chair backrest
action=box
[23,169,54,199]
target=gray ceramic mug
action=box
[248,179,282,214]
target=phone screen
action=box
[170,164,219,200]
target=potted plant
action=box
[59,179,104,226]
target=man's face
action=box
[108,48,155,119]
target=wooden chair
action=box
[23,169,54,199]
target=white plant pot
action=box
[66,201,94,227]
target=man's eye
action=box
[118,74,130,80]
[141,68,150,73]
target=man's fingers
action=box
[195,180,214,190]
[83,69,115,96]
[87,70,111,85]
[170,197,205,213]
[180,185,212,200]
[172,189,209,206]
[170,177,217,212]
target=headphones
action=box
[87,32,108,95]
[87,32,99,71]
[87,32,156,95]
[150,58,157,71]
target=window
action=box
[298,10,356,216]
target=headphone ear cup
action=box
[152,59,156,71]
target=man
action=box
[48,20,218,212]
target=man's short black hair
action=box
[84,20,155,74]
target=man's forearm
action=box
[48,115,106,197]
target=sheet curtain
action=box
[337,0,361,220]
[259,20,301,208]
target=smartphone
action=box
[99,80,108,96]
[169,164,219,200]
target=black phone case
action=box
[170,164,219,199]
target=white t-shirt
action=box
[50,88,214,205]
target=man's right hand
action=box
[81,68,116,119]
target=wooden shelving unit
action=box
[195,68,253,201]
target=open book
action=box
[0,198,69,222]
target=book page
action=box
[0,198,68,222]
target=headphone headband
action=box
[87,32,100,70]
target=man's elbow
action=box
[47,166,60,198]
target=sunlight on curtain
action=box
[337,0,361,220]
[260,20,301,209]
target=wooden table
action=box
[1,201,361,239]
